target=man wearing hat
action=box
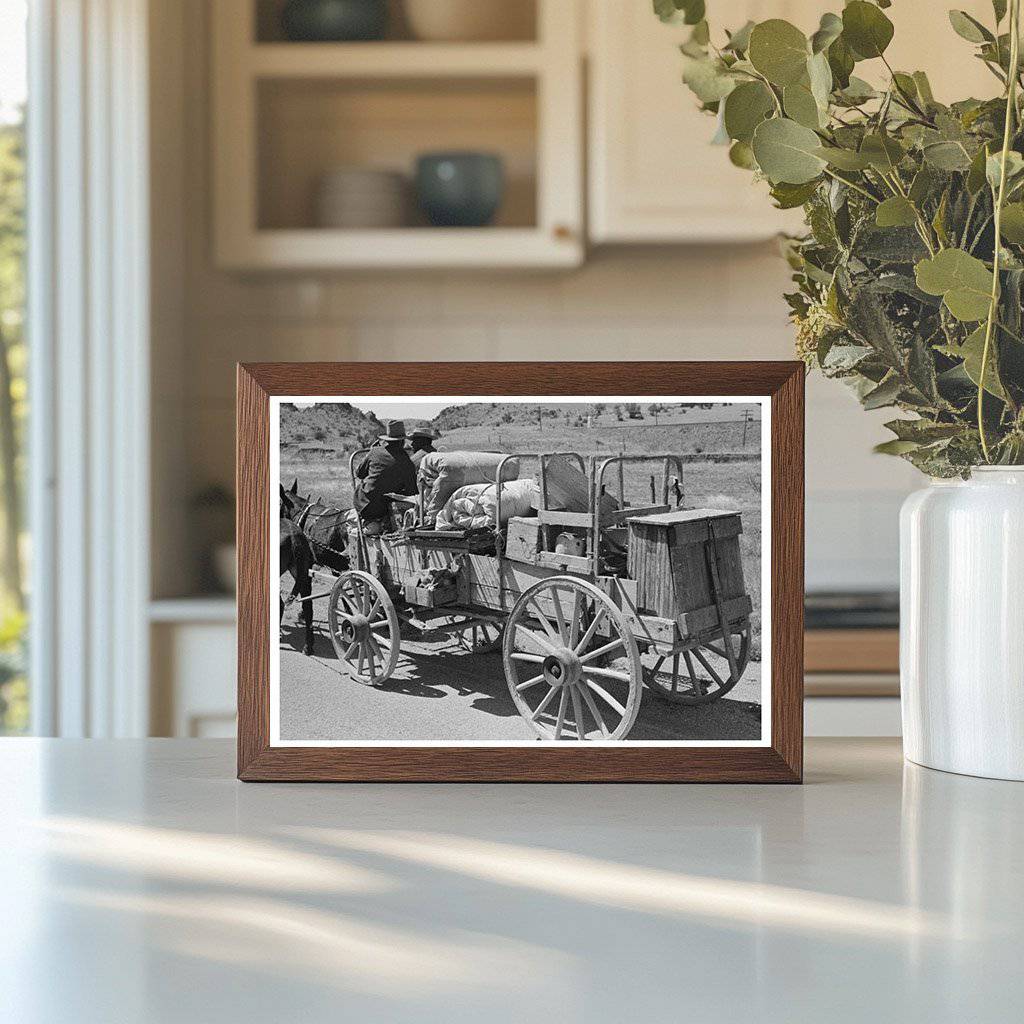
[354,420,417,526]
[409,424,439,469]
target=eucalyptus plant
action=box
[659,0,1024,475]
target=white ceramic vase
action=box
[900,468,1024,780]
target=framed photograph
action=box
[237,362,803,782]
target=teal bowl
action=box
[281,0,388,42]
[415,152,505,228]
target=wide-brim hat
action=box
[378,419,407,442]
[411,425,438,440]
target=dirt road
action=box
[278,593,763,743]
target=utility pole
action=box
[742,410,751,448]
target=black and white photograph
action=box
[271,395,770,745]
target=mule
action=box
[280,517,315,655]
[280,480,350,573]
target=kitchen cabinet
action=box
[587,0,999,244]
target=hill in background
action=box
[433,401,745,431]
[279,402,383,451]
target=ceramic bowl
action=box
[315,167,409,228]
[415,152,504,227]
[280,0,388,42]
[403,0,534,42]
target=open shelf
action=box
[257,76,538,232]
[212,0,582,268]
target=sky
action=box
[292,398,762,424]
[0,1,26,124]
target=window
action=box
[0,0,28,734]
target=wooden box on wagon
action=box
[626,508,751,637]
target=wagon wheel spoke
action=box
[583,678,627,717]
[553,687,569,740]
[367,635,383,664]
[684,649,705,697]
[578,638,625,665]
[569,591,582,648]
[515,674,546,693]
[515,621,559,657]
[573,606,607,655]
[570,684,587,740]
[550,588,569,644]
[531,684,560,721]
[578,682,609,738]
[692,647,726,689]
[583,665,632,683]
[510,651,544,664]
[529,600,562,644]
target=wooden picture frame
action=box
[238,362,804,782]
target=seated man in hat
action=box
[409,425,439,469]
[354,420,417,533]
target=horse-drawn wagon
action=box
[307,449,753,741]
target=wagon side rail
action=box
[348,447,371,571]
[591,454,686,578]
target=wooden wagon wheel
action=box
[503,577,642,741]
[646,619,752,705]
[327,569,400,685]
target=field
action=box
[280,417,763,654]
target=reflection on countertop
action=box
[1,738,1022,1022]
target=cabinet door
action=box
[588,1,1002,245]
[588,1,814,243]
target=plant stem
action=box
[979,0,1021,463]
[821,167,879,203]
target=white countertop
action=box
[1,738,1021,1023]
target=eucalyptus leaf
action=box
[724,20,755,53]
[827,35,855,89]
[862,374,903,409]
[1000,202,1024,242]
[842,1,895,60]
[874,439,921,455]
[748,19,810,87]
[923,141,973,171]
[752,117,827,184]
[815,146,872,171]
[959,324,1007,398]
[836,76,878,104]
[986,150,1024,190]
[948,10,993,44]
[913,71,935,105]
[967,143,993,193]
[807,51,833,110]
[783,83,822,129]
[724,81,775,144]
[653,0,705,26]
[810,12,843,54]
[729,140,758,170]
[915,249,994,321]
[770,179,820,209]
[860,133,905,173]
[876,196,918,228]
[681,55,737,103]
[885,419,963,443]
